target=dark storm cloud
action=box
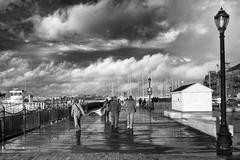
[0,0,99,49]
[0,29,24,50]
[87,0,165,41]
[12,41,166,67]
[52,47,166,67]
[0,0,170,51]
[0,0,98,14]
[0,0,216,51]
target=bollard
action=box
[1,107,5,142]
[22,104,26,134]
[149,109,152,124]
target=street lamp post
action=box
[148,78,151,89]
[214,7,232,156]
[147,78,152,110]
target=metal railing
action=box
[0,102,70,142]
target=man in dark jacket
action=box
[109,96,121,129]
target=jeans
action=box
[73,115,81,129]
[127,112,134,128]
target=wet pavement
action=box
[0,108,239,159]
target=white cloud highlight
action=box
[0,51,217,97]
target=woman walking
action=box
[71,99,85,130]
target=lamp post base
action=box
[216,125,232,156]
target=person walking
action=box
[109,96,121,130]
[71,99,85,130]
[102,98,110,122]
[125,96,136,129]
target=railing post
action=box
[51,98,55,124]
[57,104,60,122]
[52,98,54,108]
[38,104,41,129]
[22,104,26,134]
[1,106,5,142]
[68,103,71,120]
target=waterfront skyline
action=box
[0,0,240,96]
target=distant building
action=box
[203,71,219,98]
[203,63,240,99]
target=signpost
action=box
[147,87,152,96]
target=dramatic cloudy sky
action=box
[0,0,239,97]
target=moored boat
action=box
[1,88,44,113]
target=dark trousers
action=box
[105,111,109,122]
[111,112,119,128]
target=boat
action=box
[6,88,25,103]
[1,88,44,113]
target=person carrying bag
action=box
[71,99,86,130]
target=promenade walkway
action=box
[0,108,239,159]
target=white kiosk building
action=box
[171,83,212,112]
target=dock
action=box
[0,108,239,159]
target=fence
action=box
[0,102,70,142]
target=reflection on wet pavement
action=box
[0,108,217,156]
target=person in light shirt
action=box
[125,96,136,129]
[71,99,85,130]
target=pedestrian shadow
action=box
[70,115,174,154]
[103,121,135,150]
[226,154,240,160]
[76,130,81,145]
[127,129,134,146]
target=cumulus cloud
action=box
[32,0,169,43]
[0,51,30,88]
[0,50,216,96]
